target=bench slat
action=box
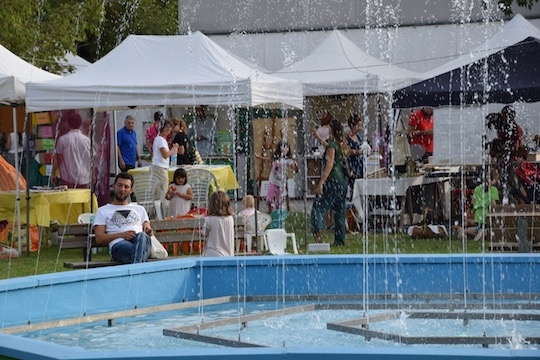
[486,228,540,242]
[489,242,540,252]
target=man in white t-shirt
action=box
[94,172,153,264]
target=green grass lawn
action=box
[0,212,484,280]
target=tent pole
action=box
[11,104,23,255]
[248,108,256,207]
[24,111,31,256]
[112,111,119,176]
[303,98,310,247]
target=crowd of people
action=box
[2,102,537,264]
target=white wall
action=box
[433,102,540,165]
[209,19,540,73]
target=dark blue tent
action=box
[393,15,540,108]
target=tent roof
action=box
[273,30,421,96]
[58,53,92,74]
[26,32,303,112]
[393,14,540,107]
[0,44,60,104]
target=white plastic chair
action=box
[77,212,96,253]
[264,228,298,255]
[78,213,95,224]
[154,200,164,220]
[238,212,272,253]
[131,172,156,218]
[186,168,219,210]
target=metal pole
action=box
[11,104,23,255]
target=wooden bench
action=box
[60,216,246,268]
[58,223,121,268]
[486,204,540,252]
[151,217,245,255]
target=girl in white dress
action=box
[165,168,193,217]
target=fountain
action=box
[0,254,539,359]
[2,2,540,360]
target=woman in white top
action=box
[150,120,179,208]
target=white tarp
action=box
[273,30,420,96]
[26,32,303,112]
[0,43,60,104]
[58,52,92,74]
[0,43,59,255]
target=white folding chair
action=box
[185,168,219,210]
[239,212,272,253]
[264,228,298,255]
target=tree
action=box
[0,0,177,74]
[80,0,178,64]
[0,0,535,73]
[0,0,103,74]
[498,0,539,15]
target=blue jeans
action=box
[311,179,348,245]
[111,232,152,264]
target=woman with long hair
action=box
[311,119,348,246]
[202,190,234,257]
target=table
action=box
[129,165,239,191]
[0,189,97,227]
[352,176,449,228]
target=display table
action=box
[352,176,449,228]
[128,164,239,191]
[0,189,97,227]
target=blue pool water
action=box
[1,255,539,360]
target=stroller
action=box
[513,161,540,204]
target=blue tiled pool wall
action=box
[1,254,539,360]
[1,255,538,328]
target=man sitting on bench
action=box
[94,172,153,264]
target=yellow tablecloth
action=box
[129,165,239,191]
[0,189,97,227]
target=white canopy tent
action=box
[273,30,422,180]
[26,32,303,112]
[273,29,420,96]
[0,44,60,104]
[0,43,60,254]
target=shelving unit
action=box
[305,155,322,198]
[32,112,55,179]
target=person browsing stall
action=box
[117,115,142,172]
[346,114,371,198]
[145,111,162,155]
[51,111,91,188]
[171,117,192,165]
[151,120,179,206]
[312,112,332,153]
[311,119,349,246]
[94,172,153,264]
[407,107,434,162]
